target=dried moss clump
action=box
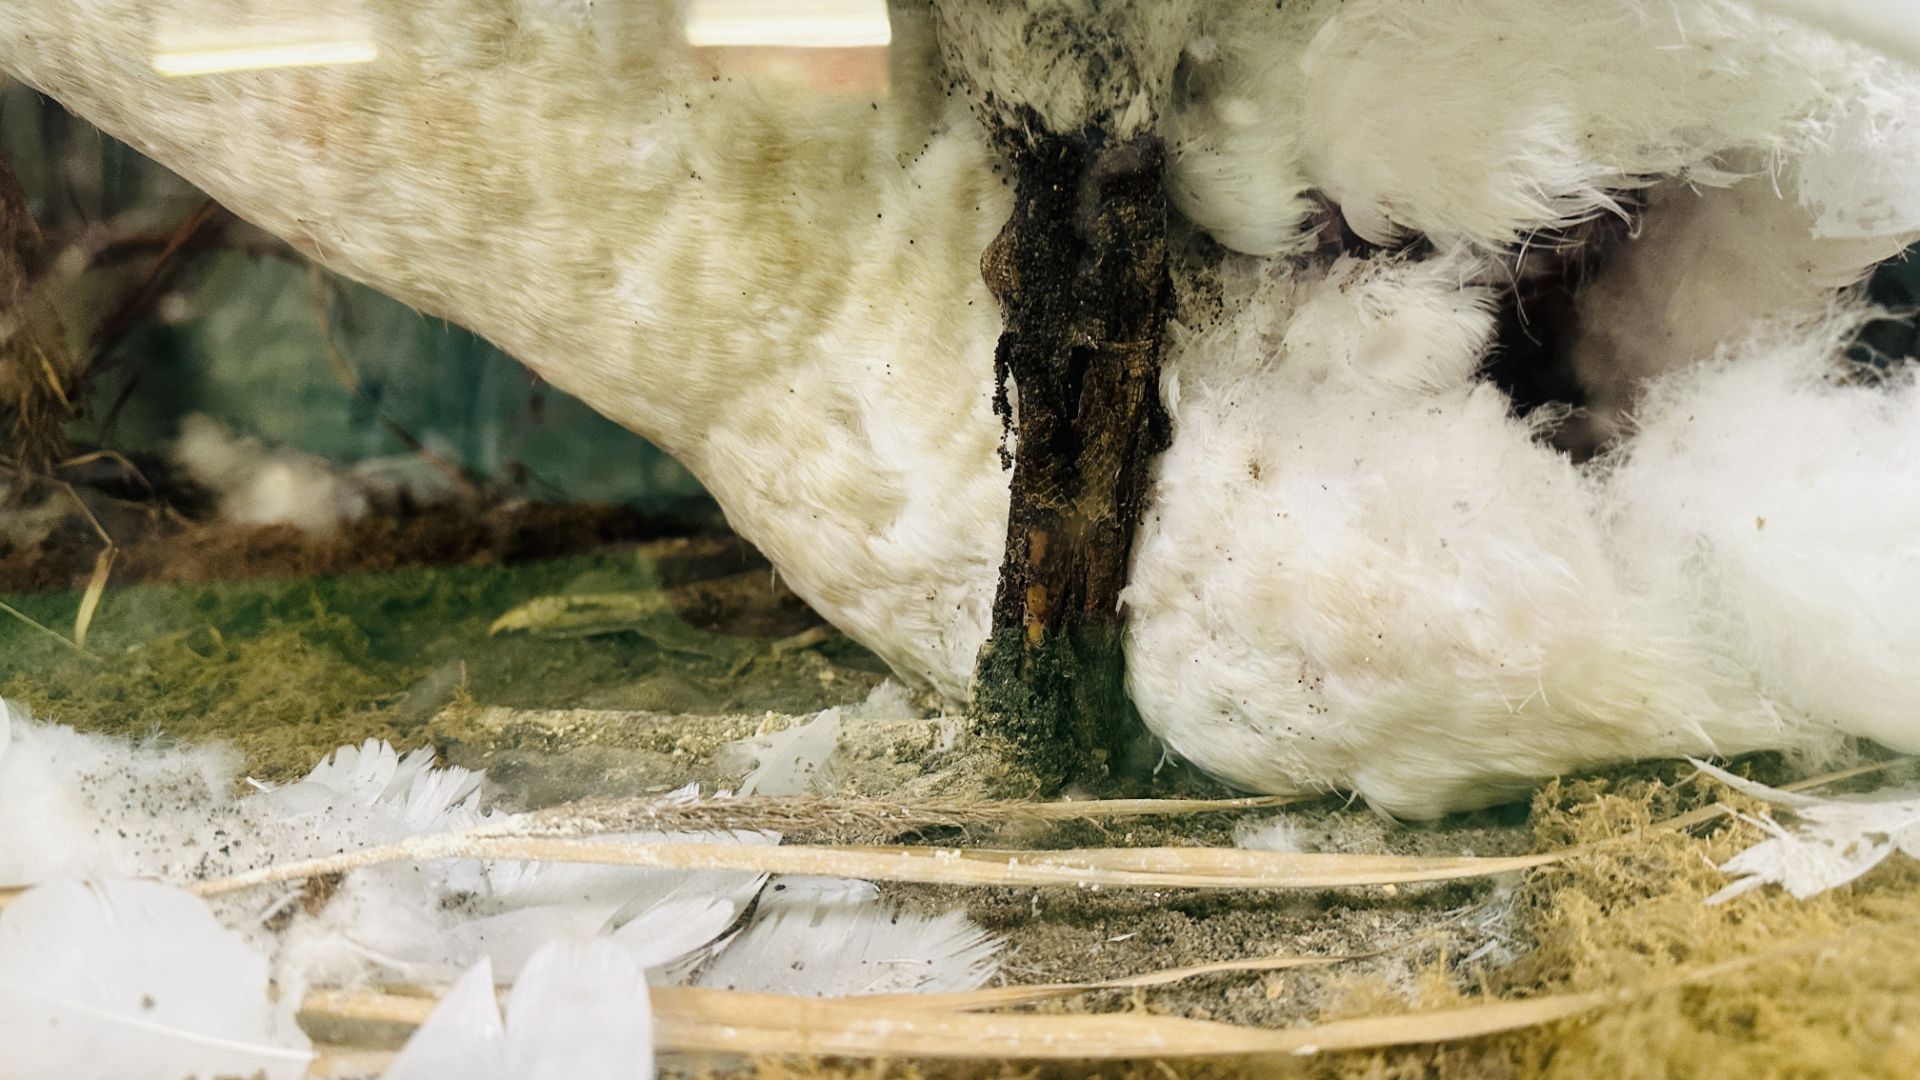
[1312,771,1920,1080]
[1,542,892,780]
[730,766,1920,1080]
[3,603,418,780]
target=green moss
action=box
[6,612,411,779]
[0,547,883,780]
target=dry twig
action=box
[299,947,1809,1071]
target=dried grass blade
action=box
[1008,846,1557,885]
[190,834,1560,898]
[300,947,1809,1077]
[34,344,72,408]
[72,545,115,650]
[57,449,150,483]
[0,596,97,658]
[298,983,1612,1063]
[653,988,1614,1059]
[307,1046,392,1080]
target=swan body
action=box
[4,0,1920,816]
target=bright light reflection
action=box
[152,4,378,78]
[153,38,378,77]
[684,0,893,48]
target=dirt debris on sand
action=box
[5,522,1920,1079]
[720,761,1920,1080]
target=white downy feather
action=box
[714,681,921,797]
[361,831,775,985]
[1,705,1003,1072]
[1125,249,1800,818]
[852,679,922,718]
[381,960,504,1080]
[1169,0,1920,254]
[0,698,246,887]
[384,941,652,1080]
[266,739,480,814]
[1233,818,1309,855]
[251,738,488,844]
[716,709,846,797]
[611,894,749,970]
[1694,761,1920,903]
[0,879,312,1080]
[0,701,763,994]
[1233,813,1391,855]
[695,877,1000,997]
[170,414,462,534]
[262,802,770,988]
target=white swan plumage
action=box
[5,0,1920,816]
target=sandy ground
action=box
[436,699,1537,1031]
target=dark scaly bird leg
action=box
[969,122,1173,792]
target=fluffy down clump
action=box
[1128,250,1859,818]
[1601,320,1920,756]
[171,414,463,533]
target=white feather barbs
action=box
[0,699,1002,1080]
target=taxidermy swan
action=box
[3,0,1919,817]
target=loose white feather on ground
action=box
[0,700,769,992]
[695,876,1000,997]
[384,941,653,1080]
[0,879,313,1080]
[717,708,846,797]
[715,680,923,797]
[1694,761,1920,902]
